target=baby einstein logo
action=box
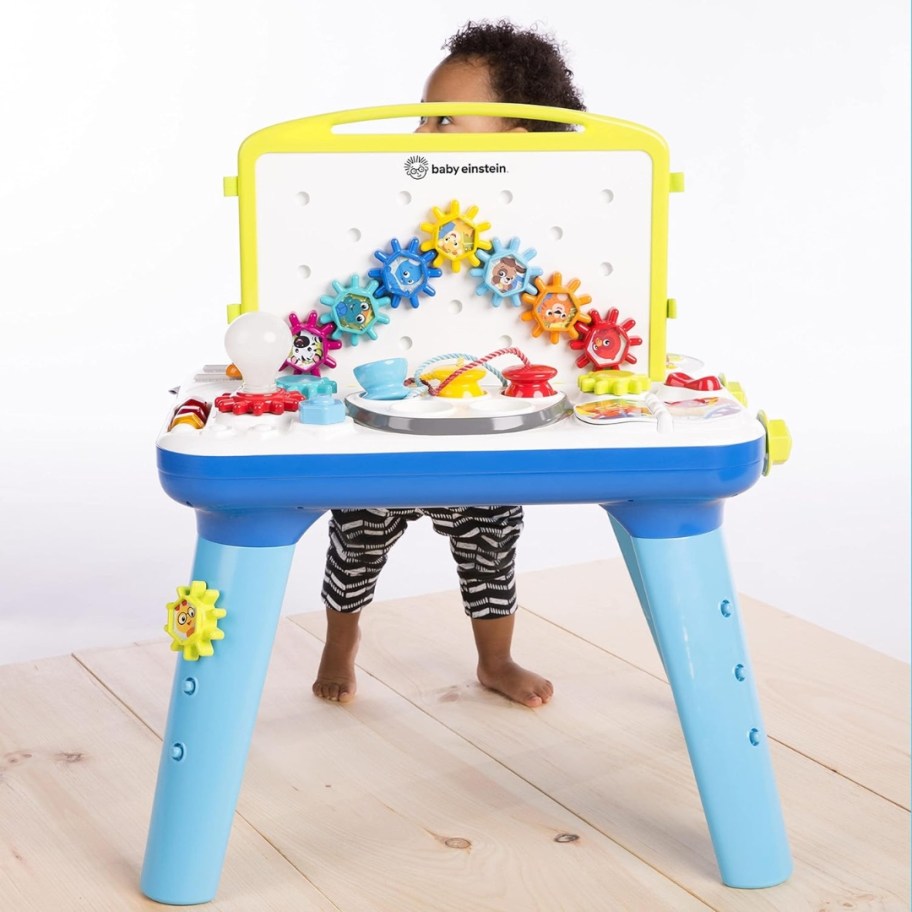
[404,155,429,180]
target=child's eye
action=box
[418,116,427,127]
[439,116,453,126]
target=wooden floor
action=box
[1,560,908,911]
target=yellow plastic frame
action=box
[227,103,674,381]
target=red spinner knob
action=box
[502,364,558,398]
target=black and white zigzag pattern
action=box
[323,506,524,619]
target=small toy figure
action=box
[284,311,342,375]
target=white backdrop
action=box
[1,1,908,664]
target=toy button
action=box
[502,364,558,398]
[299,392,346,425]
[169,398,212,431]
[421,365,487,398]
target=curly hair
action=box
[443,20,585,131]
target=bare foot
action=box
[472,615,553,708]
[477,658,554,708]
[313,609,361,703]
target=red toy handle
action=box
[665,371,722,392]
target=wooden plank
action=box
[514,558,910,809]
[79,628,713,912]
[0,656,338,912]
[292,594,911,912]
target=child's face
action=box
[416,57,525,135]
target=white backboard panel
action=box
[253,149,654,389]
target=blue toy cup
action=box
[353,358,410,400]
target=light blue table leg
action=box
[607,523,791,888]
[608,515,664,668]
[141,536,296,905]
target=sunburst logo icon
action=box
[404,155,429,180]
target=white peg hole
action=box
[600,262,614,276]
[550,226,564,240]
[499,190,514,204]
[297,192,311,206]
[498,335,513,347]
[398,191,412,205]
[448,299,463,314]
[298,264,312,279]
[347,228,362,242]
[601,189,615,203]
[399,336,413,351]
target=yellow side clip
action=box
[758,411,792,476]
[719,374,748,407]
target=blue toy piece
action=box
[369,238,442,309]
[276,374,338,397]
[298,392,347,425]
[470,237,542,307]
[354,357,411,400]
[318,275,391,345]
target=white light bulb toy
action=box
[214,312,303,416]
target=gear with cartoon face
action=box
[369,238,442,309]
[569,307,642,370]
[318,275,392,345]
[283,311,342,375]
[520,273,592,344]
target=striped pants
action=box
[322,506,524,619]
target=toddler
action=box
[313,19,585,707]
